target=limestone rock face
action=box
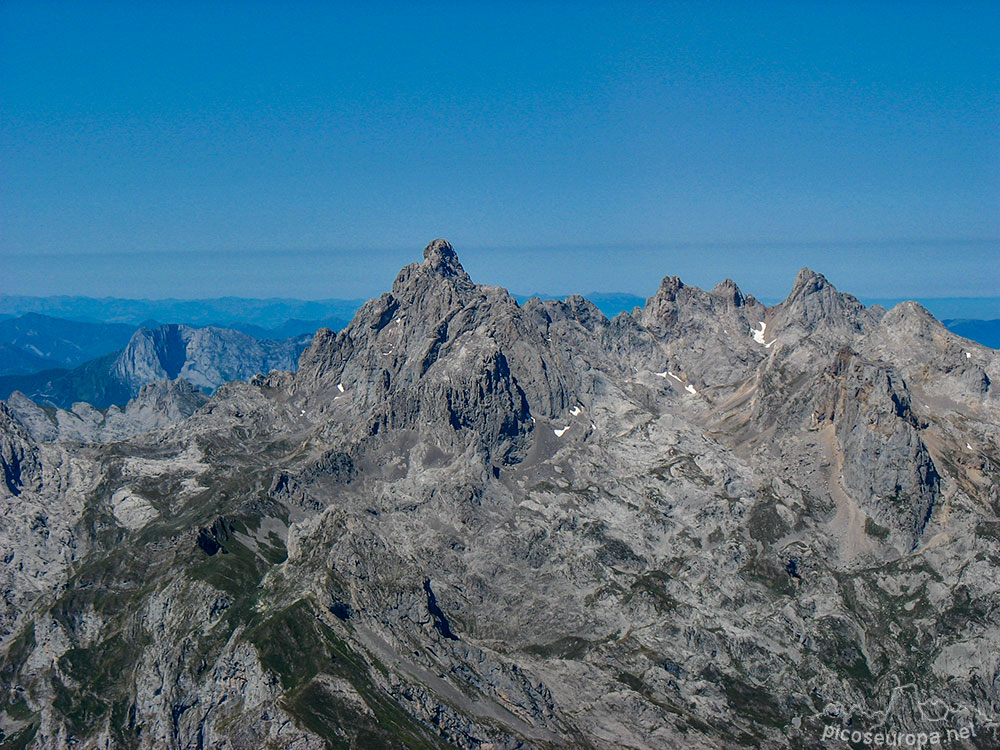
[0,402,41,496]
[1,240,999,749]
[638,273,769,390]
[5,379,210,444]
[114,323,309,394]
[816,351,940,545]
[1,323,309,410]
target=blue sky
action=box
[1,1,998,300]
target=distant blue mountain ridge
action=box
[0,293,996,381]
[5,292,1000,325]
[0,295,364,330]
[0,313,344,378]
[940,319,1000,350]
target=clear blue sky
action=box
[1,1,997,300]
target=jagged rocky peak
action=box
[422,238,465,277]
[775,266,881,336]
[388,238,478,310]
[522,293,609,333]
[554,293,608,328]
[639,271,763,338]
[862,299,996,399]
[654,274,685,300]
[783,267,861,311]
[869,300,955,355]
[711,277,746,307]
[638,275,686,328]
[131,378,208,415]
[5,239,1000,749]
[3,378,211,444]
[879,299,941,332]
[788,266,829,296]
[117,323,190,383]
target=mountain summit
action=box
[1,241,998,749]
[422,237,466,276]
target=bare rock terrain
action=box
[1,240,998,749]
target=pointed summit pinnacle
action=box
[712,278,746,307]
[789,267,829,297]
[422,239,465,278]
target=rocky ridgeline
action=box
[0,323,309,411]
[0,240,998,749]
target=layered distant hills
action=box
[0,323,311,409]
[0,306,348,409]
[0,314,136,374]
[0,294,363,330]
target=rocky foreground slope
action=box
[1,240,998,749]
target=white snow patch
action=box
[668,371,683,382]
[337,383,345,393]
[965,351,971,359]
[554,426,570,437]
[967,443,973,450]
[569,406,581,416]
[753,321,777,347]
[300,410,305,416]
[590,422,596,430]
[655,371,668,378]
[685,384,697,395]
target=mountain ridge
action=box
[0,240,997,749]
[0,323,310,410]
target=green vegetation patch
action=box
[1,624,40,741]
[524,636,593,660]
[188,529,271,598]
[720,674,788,730]
[864,516,891,540]
[53,631,145,740]
[248,600,449,749]
[747,499,790,545]
[0,721,39,750]
[624,570,678,613]
[813,616,873,683]
[1,623,35,692]
[740,555,795,598]
[938,585,988,635]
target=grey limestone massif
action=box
[0,323,309,412]
[1,240,998,748]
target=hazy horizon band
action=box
[2,240,998,302]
